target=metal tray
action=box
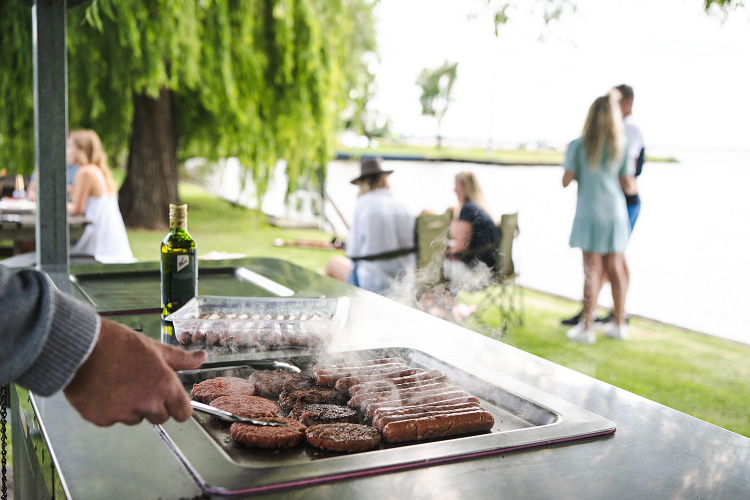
[158,347,616,496]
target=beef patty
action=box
[209,395,279,418]
[191,377,256,403]
[230,418,307,449]
[278,386,347,412]
[248,369,314,398]
[305,423,382,452]
[288,403,359,426]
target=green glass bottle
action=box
[160,203,197,319]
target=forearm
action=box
[0,267,99,395]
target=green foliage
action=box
[0,2,34,175]
[415,61,458,147]
[1,0,377,197]
[485,0,577,36]
[415,61,458,119]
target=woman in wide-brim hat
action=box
[325,157,415,294]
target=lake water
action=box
[194,151,750,345]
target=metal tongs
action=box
[190,401,289,426]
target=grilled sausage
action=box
[374,405,485,431]
[348,371,447,396]
[372,402,483,430]
[312,357,408,375]
[370,396,483,421]
[381,410,494,443]
[365,391,477,419]
[314,363,410,386]
[334,368,425,392]
[358,384,466,414]
[347,381,452,408]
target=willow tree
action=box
[0,0,374,229]
[416,61,458,149]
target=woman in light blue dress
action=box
[562,91,636,344]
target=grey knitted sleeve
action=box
[0,266,100,396]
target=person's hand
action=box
[63,319,206,426]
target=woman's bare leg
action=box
[582,252,603,330]
[603,252,628,325]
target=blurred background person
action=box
[68,129,136,264]
[325,157,415,294]
[561,84,645,327]
[562,90,636,344]
[443,171,499,287]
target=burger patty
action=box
[278,386,347,412]
[191,377,256,404]
[209,395,279,418]
[288,403,359,426]
[305,423,382,452]
[230,418,307,448]
[248,369,314,398]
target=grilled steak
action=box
[248,369,314,398]
[305,423,381,452]
[288,403,359,426]
[278,386,347,412]
[209,395,279,418]
[230,418,307,448]
[381,410,494,443]
[191,377,256,403]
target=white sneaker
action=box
[566,323,596,344]
[602,324,629,340]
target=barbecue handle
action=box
[190,401,289,426]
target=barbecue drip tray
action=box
[158,347,615,496]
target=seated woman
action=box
[68,129,136,264]
[443,171,499,288]
[325,158,415,295]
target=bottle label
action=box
[176,254,189,272]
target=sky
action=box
[370,0,750,156]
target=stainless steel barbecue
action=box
[158,347,615,496]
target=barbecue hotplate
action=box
[157,347,615,496]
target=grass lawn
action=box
[128,180,750,438]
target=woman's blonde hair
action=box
[582,90,624,169]
[357,173,390,196]
[69,129,117,195]
[455,171,491,216]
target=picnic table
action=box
[0,200,89,256]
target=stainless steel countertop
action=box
[31,258,750,499]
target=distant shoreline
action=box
[336,145,679,166]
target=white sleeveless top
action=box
[71,170,137,264]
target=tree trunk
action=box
[119,87,179,230]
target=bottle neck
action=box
[169,218,188,231]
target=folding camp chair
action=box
[413,210,453,292]
[475,212,523,331]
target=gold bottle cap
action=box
[169,204,187,228]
